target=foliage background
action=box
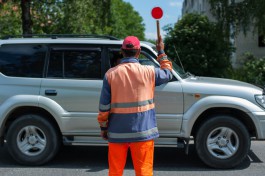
[209,0,265,36]
[0,0,145,39]
[164,13,233,78]
[0,1,22,36]
[229,53,265,87]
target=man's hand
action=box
[156,35,164,51]
[101,130,108,140]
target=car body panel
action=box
[40,78,102,134]
[155,81,184,136]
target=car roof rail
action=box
[1,34,120,40]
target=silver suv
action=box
[0,35,265,169]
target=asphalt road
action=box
[0,141,265,176]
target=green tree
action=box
[30,0,63,34]
[108,0,145,39]
[230,53,265,86]
[209,0,265,36]
[0,0,63,36]
[57,0,113,34]
[32,0,144,38]
[0,1,22,37]
[0,0,145,39]
[56,0,96,34]
[58,0,145,39]
[164,13,233,77]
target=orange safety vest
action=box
[98,54,172,142]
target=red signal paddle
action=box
[151,7,163,40]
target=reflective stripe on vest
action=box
[111,99,153,108]
[110,99,154,113]
[108,127,158,139]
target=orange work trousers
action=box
[108,140,154,176]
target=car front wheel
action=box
[6,114,60,165]
[195,115,250,169]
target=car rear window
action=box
[0,44,46,78]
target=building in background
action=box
[182,0,265,67]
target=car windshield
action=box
[168,57,188,78]
[141,41,191,79]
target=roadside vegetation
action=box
[164,13,233,78]
[0,0,145,40]
[164,13,265,86]
[230,53,265,87]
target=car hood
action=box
[182,76,262,99]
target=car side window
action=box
[47,48,101,79]
[138,52,159,67]
[0,44,46,78]
[108,49,158,68]
[108,50,123,67]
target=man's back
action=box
[107,59,155,113]
[105,58,159,142]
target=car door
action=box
[107,47,184,136]
[40,45,103,135]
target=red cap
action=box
[122,36,140,50]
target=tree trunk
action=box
[21,0,32,36]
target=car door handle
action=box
[45,90,57,96]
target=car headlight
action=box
[255,95,265,109]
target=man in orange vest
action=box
[98,35,172,176]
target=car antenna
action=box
[173,45,185,72]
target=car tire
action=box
[6,114,60,165]
[195,115,250,169]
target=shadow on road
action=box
[0,144,262,172]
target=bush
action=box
[164,13,234,77]
[230,53,265,86]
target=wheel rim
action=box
[16,125,47,156]
[207,127,239,159]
